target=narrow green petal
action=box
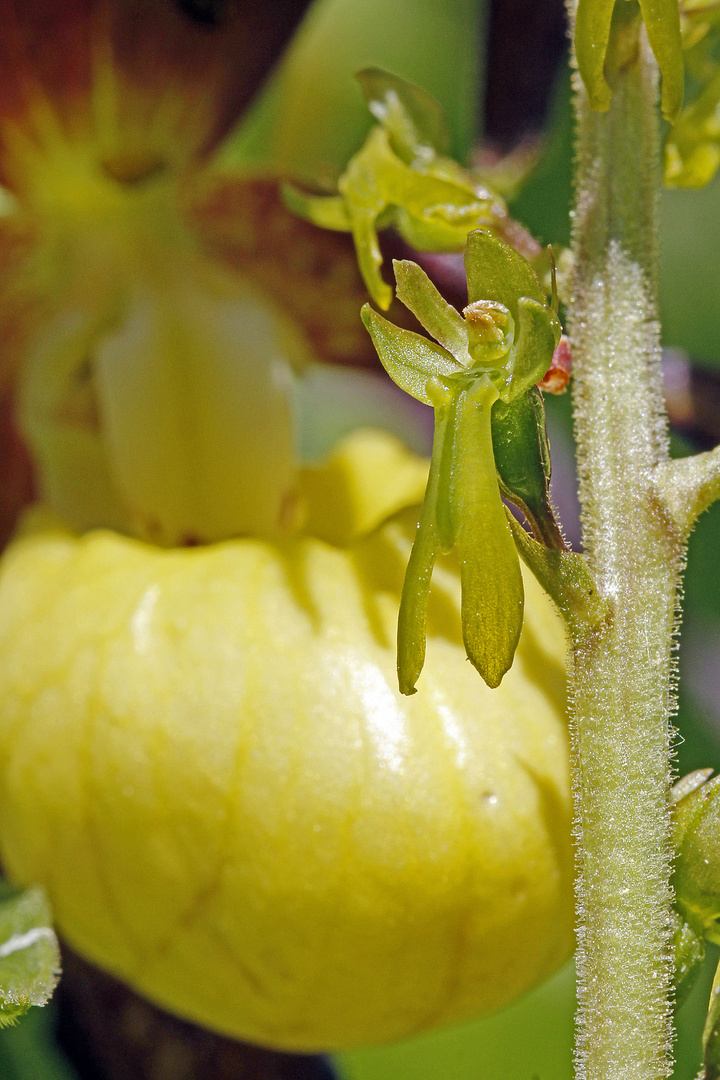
[452,379,524,688]
[350,206,393,309]
[464,230,546,315]
[397,410,449,695]
[393,259,471,364]
[356,67,450,162]
[361,304,463,404]
[640,0,684,122]
[502,298,561,401]
[575,0,616,112]
[280,185,353,231]
[433,390,460,554]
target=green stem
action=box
[567,31,684,1080]
[656,446,720,539]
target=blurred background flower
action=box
[2,0,720,1078]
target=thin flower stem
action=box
[567,26,685,1080]
[656,445,720,539]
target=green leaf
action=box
[356,67,450,162]
[361,304,462,404]
[464,230,546,317]
[452,378,524,688]
[392,260,471,364]
[492,389,565,550]
[0,885,60,1027]
[575,0,616,112]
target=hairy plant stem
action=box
[567,34,685,1080]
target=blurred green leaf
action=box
[0,885,60,1027]
[660,175,720,365]
[0,1006,78,1080]
[509,69,573,248]
[212,0,484,181]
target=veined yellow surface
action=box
[0,435,573,1052]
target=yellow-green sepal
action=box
[453,378,524,688]
[503,298,561,400]
[285,72,504,308]
[575,0,617,112]
[576,0,683,122]
[465,229,547,315]
[464,231,560,400]
[642,0,684,122]
[280,185,352,231]
[356,66,449,162]
[397,397,449,695]
[392,259,472,364]
[361,303,462,404]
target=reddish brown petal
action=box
[0,1,94,128]
[0,1,313,191]
[107,0,315,158]
[191,179,387,368]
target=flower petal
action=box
[361,303,462,405]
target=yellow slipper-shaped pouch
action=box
[0,429,573,1051]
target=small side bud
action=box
[538,335,572,395]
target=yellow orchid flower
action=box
[0,447,573,1051]
[0,0,573,1051]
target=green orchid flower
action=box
[362,230,561,693]
[283,69,509,309]
[575,0,684,123]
